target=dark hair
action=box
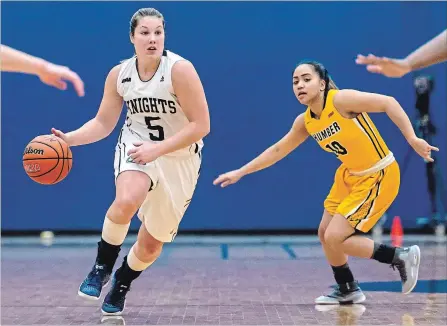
[296,60,338,107]
[130,8,165,36]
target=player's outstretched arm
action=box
[0,44,85,96]
[213,114,309,188]
[333,89,439,162]
[51,65,123,146]
[356,29,447,78]
[127,60,210,164]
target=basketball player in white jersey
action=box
[0,44,84,96]
[51,8,210,315]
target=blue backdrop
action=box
[2,1,446,231]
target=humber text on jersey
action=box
[311,122,342,142]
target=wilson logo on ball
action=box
[24,147,44,155]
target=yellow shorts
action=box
[324,160,400,233]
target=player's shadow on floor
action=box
[358,279,447,293]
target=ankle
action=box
[115,256,142,286]
[96,238,121,270]
[371,243,396,264]
[331,263,355,284]
[338,281,360,293]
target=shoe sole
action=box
[101,303,126,316]
[403,245,421,295]
[77,280,110,301]
[315,293,366,305]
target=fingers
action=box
[133,142,143,147]
[213,175,226,185]
[47,65,85,97]
[355,53,379,64]
[213,175,236,188]
[53,80,68,91]
[63,70,85,97]
[128,151,139,162]
[421,145,439,162]
[366,65,383,74]
[423,151,434,162]
[51,128,62,137]
[221,181,231,188]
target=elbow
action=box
[384,96,399,112]
[197,120,210,138]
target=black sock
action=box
[115,256,142,286]
[331,263,355,285]
[96,238,121,271]
[371,243,396,264]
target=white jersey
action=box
[116,50,203,157]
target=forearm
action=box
[405,30,447,71]
[66,118,113,146]
[156,121,209,156]
[385,98,417,142]
[240,143,294,176]
[0,45,46,75]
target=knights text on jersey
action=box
[304,89,390,171]
[116,50,203,157]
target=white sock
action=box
[127,245,155,271]
[101,216,130,246]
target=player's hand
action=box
[213,169,245,188]
[409,137,439,162]
[127,142,162,165]
[355,54,412,78]
[37,62,85,97]
[50,128,71,145]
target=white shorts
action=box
[113,129,201,243]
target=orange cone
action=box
[391,216,403,247]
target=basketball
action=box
[22,135,73,185]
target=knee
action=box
[136,239,163,261]
[318,225,327,244]
[324,229,343,249]
[113,194,143,218]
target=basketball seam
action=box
[23,158,72,161]
[53,138,66,184]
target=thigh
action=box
[138,154,201,243]
[324,164,350,215]
[338,161,400,233]
[115,170,152,207]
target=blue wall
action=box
[2,1,446,231]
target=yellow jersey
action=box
[304,89,391,171]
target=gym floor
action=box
[1,234,446,325]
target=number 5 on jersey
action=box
[145,117,165,141]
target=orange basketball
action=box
[22,135,73,185]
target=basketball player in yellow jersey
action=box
[214,61,439,304]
